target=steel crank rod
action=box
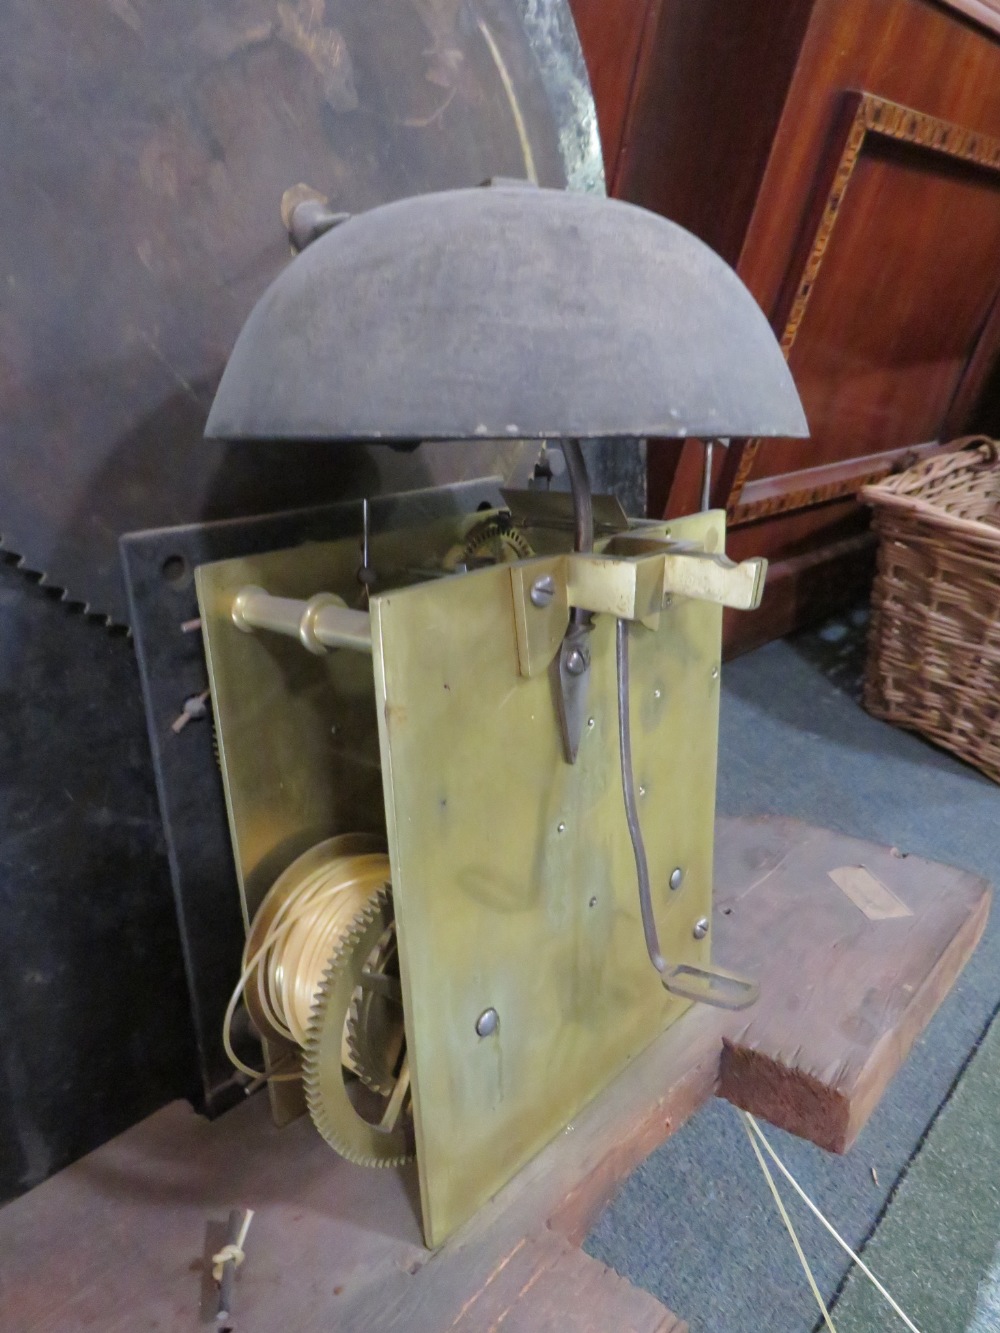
[615,616,759,1011]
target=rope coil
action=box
[223,846,390,1082]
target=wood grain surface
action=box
[0,816,986,1332]
[570,0,1000,650]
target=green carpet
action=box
[833,1011,1000,1332]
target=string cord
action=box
[222,855,388,1083]
[212,1208,255,1284]
[742,1113,921,1333]
[740,1114,837,1332]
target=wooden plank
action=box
[715,819,991,1151]
[0,816,986,1332]
[449,1236,686,1333]
[730,440,951,526]
[722,530,876,659]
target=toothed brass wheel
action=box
[346,921,405,1096]
[302,884,414,1167]
[443,515,533,571]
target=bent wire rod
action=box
[614,616,759,1011]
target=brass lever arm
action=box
[660,550,766,611]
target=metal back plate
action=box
[198,507,724,1242]
[125,480,500,1114]
[196,500,503,1121]
[372,509,723,1246]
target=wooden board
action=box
[716,819,992,1151]
[0,816,987,1333]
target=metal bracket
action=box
[510,558,568,678]
[509,543,768,679]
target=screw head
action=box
[654,688,662,700]
[693,917,709,940]
[475,1007,499,1037]
[530,575,556,609]
[588,895,598,908]
[565,647,588,676]
[557,821,566,834]
[638,785,646,797]
[587,717,595,729]
[669,867,684,891]
[711,666,720,680]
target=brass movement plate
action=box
[199,506,725,1245]
[196,510,496,1122]
[372,509,724,1245]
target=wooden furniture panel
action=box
[730,95,1000,508]
[570,0,1000,651]
[611,0,816,266]
[567,0,659,187]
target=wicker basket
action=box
[862,436,1000,784]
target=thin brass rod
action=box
[232,586,372,655]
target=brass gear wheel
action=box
[443,515,533,571]
[302,884,414,1167]
[346,921,405,1096]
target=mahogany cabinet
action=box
[570,0,1000,651]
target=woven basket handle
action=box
[948,434,999,467]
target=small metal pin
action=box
[357,498,377,601]
[587,717,595,729]
[557,822,566,834]
[565,647,588,676]
[654,688,662,699]
[638,785,646,797]
[711,666,720,679]
[588,896,598,908]
[530,574,556,608]
[171,690,210,735]
[693,917,709,940]
[475,1008,499,1037]
[670,867,684,890]
[213,1206,254,1328]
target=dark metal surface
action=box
[121,479,504,1112]
[0,561,199,1206]
[206,186,810,445]
[0,0,601,624]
